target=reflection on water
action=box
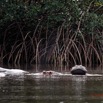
[0,65,103,103]
[71,76,86,101]
[0,75,103,103]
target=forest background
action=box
[0,0,103,67]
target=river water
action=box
[0,65,103,103]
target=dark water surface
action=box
[0,65,103,103]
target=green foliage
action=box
[1,0,102,29]
[84,13,103,34]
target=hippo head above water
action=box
[42,70,53,76]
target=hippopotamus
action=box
[27,70,65,78]
[70,65,87,75]
[0,65,102,78]
[0,65,87,78]
[0,67,28,77]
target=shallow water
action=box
[0,75,103,103]
[0,65,103,103]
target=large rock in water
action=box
[70,65,87,75]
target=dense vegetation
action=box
[0,0,103,67]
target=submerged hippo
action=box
[0,66,102,78]
[0,67,28,77]
[27,70,64,77]
[70,65,87,75]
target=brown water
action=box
[0,65,103,103]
